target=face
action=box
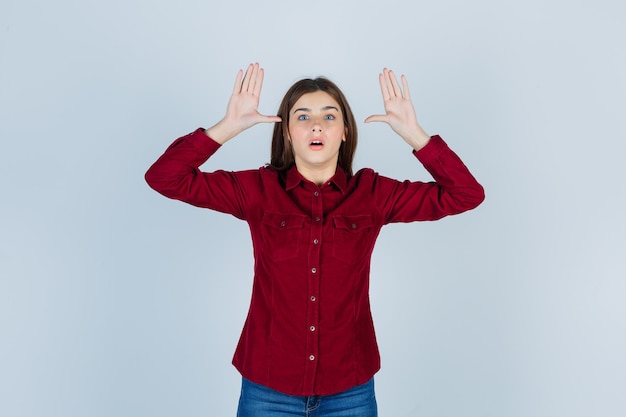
[287,91,347,174]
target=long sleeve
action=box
[376,135,485,223]
[144,128,249,219]
[144,130,484,397]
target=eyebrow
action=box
[292,106,340,113]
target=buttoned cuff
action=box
[192,127,222,153]
[412,135,447,164]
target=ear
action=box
[342,127,347,142]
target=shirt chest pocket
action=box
[331,214,375,261]
[260,212,306,261]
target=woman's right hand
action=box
[205,63,281,144]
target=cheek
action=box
[330,125,346,140]
[288,123,305,137]
[286,126,296,141]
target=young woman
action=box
[145,63,484,417]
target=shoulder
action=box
[348,167,405,195]
[346,167,387,192]
[217,166,277,190]
[352,167,376,180]
[256,165,288,188]
[351,167,393,184]
[259,165,283,181]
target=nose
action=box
[311,118,322,132]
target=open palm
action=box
[223,63,281,132]
[365,68,430,150]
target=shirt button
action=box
[351,224,357,229]
[314,191,319,197]
[311,267,317,273]
[280,221,286,227]
[309,355,315,361]
[313,239,319,245]
[310,296,316,302]
[310,326,316,332]
[315,217,321,222]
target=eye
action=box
[297,114,309,121]
[324,114,336,120]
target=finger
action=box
[253,67,265,97]
[384,68,398,98]
[379,71,390,101]
[383,68,394,98]
[388,70,403,98]
[232,69,244,94]
[241,63,254,93]
[247,63,260,94]
[259,115,282,123]
[401,74,411,100]
[364,114,387,124]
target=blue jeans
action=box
[236,377,378,417]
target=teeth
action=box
[311,141,323,145]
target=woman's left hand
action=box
[365,68,431,151]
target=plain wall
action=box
[1,0,624,416]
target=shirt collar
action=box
[285,165,348,194]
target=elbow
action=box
[465,183,486,211]
[474,183,486,207]
[144,163,170,195]
[144,165,159,191]
[449,182,485,214]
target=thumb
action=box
[364,114,387,124]
[259,115,282,124]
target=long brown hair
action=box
[270,77,358,176]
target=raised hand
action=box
[365,68,430,150]
[206,63,281,144]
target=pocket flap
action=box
[261,212,306,230]
[332,215,373,232]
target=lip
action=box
[309,137,325,147]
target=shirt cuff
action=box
[412,135,447,164]
[167,127,222,155]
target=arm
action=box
[376,136,485,223]
[145,63,279,217]
[365,68,484,222]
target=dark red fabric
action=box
[145,128,484,396]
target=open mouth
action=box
[310,138,325,149]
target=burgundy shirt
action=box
[145,128,484,396]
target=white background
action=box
[1,0,625,416]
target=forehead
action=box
[291,91,342,112]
